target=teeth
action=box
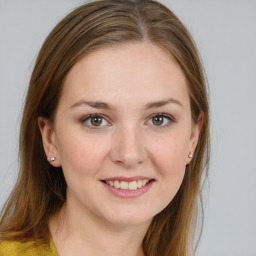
[120,181,129,190]
[114,180,120,188]
[137,180,142,188]
[105,179,150,190]
[142,179,147,186]
[128,181,137,190]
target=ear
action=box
[38,117,61,167]
[186,112,203,165]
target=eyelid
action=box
[80,113,111,129]
[146,113,175,127]
[81,113,105,122]
[80,112,175,130]
[149,113,175,120]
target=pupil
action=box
[153,116,163,125]
[91,117,102,126]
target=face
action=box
[39,42,201,227]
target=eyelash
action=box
[80,113,175,130]
[148,113,175,128]
[80,114,109,130]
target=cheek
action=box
[150,134,189,175]
[150,135,189,209]
[156,142,186,189]
[56,133,109,176]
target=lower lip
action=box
[101,180,154,199]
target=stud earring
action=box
[49,156,56,162]
[188,153,193,158]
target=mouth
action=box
[101,178,155,191]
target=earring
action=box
[188,153,193,158]
[49,156,56,162]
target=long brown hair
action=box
[0,0,210,255]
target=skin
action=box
[39,42,201,256]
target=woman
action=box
[0,0,210,255]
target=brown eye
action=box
[152,116,164,126]
[147,114,174,128]
[81,114,108,128]
[90,116,102,126]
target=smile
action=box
[101,177,155,198]
[104,179,150,190]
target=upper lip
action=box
[102,176,154,182]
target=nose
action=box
[109,125,148,168]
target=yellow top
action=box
[0,238,59,256]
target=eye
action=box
[81,114,109,128]
[147,113,174,127]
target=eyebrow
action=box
[70,100,116,110]
[144,98,183,110]
[70,98,183,110]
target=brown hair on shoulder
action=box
[0,1,210,255]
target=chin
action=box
[98,206,155,227]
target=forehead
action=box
[60,42,189,109]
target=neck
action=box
[49,202,151,256]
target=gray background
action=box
[0,0,256,255]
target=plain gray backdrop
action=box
[0,0,256,255]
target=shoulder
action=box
[0,240,37,256]
[0,239,58,256]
